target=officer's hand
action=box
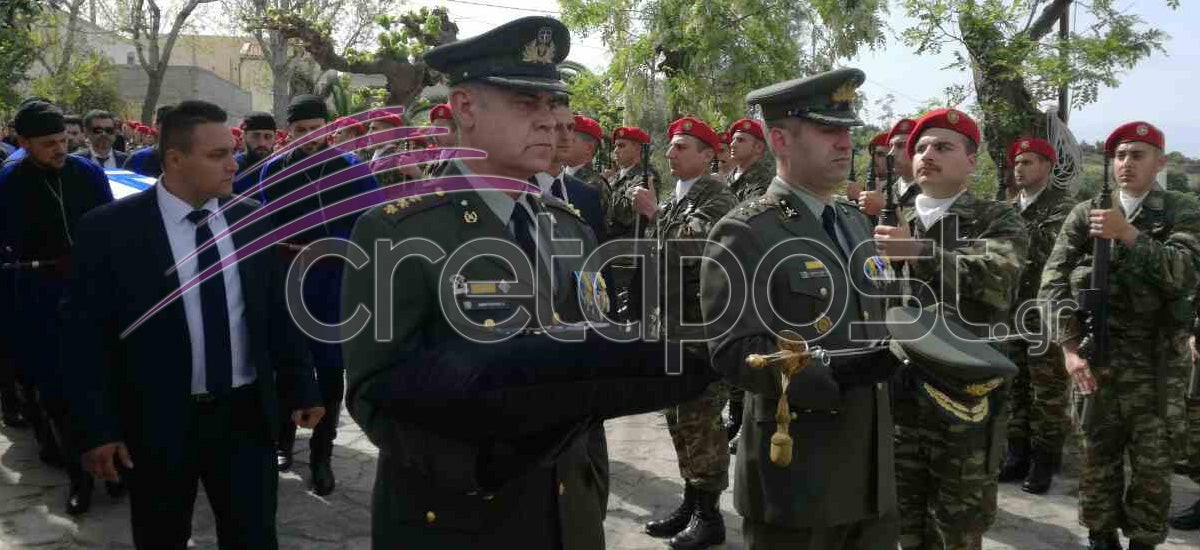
[1088,208,1139,246]
[845,181,863,202]
[83,442,133,482]
[631,187,658,219]
[292,406,326,429]
[1063,347,1097,395]
[859,190,884,216]
[873,222,924,259]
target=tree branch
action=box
[1027,0,1071,41]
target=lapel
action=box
[764,181,843,272]
[222,199,258,306]
[130,188,190,346]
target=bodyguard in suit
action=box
[255,94,381,495]
[342,16,717,549]
[533,99,607,241]
[700,68,900,549]
[60,100,324,549]
[0,101,115,515]
[73,110,129,169]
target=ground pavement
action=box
[1,413,1198,549]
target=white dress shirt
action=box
[673,176,700,204]
[1119,188,1148,217]
[914,189,966,229]
[534,171,570,203]
[1018,187,1045,212]
[155,183,255,394]
[89,147,117,168]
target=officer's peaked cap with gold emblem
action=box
[745,67,865,127]
[423,16,571,94]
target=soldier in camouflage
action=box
[1039,121,1200,550]
[635,117,737,550]
[725,118,774,202]
[874,108,1029,550]
[997,136,1077,495]
[565,114,612,224]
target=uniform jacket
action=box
[73,149,130,170]
[607,163,662,240]
[726,155,774,203]
[571,163,611,224]
[1009,185,1076,329]
[122,146,162,178]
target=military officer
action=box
[700,67,901,548]
[859,118,919,217]
[256,94,382,496]
[340,16,716,548]
[564,114,612,221]
[874,108,1028,549]
[0,101,117,514]
[1040,121,1200,550]
[234,111,277,190]
[634,117,736,549]
[725,118,773,203]
[996,136,1076,495]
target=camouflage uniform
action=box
[571,163,612,222]
[726,154,774,203]
[607,163,662,241]
[893,191,1028,550]
[1007,185,1076,457]
[1040,187,1200,545]
[644,174,737,494]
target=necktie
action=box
[186,210,232,396]
[821,205,846,258]
[509,200,538,261]
[551,177,567,201]
[97,157,109,167]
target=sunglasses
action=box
[90,127,116,135]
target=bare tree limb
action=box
[1027,0,1072,41]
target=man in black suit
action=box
[60,100,324,549]
[72,110,130,169]
[533,98,607,241]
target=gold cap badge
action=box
[946,110,960,124]
[1020,140,1030,150]
[831,82,857,103]
[521,27,556,64]
[1137,124,1149,136]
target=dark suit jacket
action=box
[72,149,130,170]
[59,188,321,465]
[562,172,607,242]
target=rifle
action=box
[866,147,876,192]
[995,164,1010,202]
[879,153,899,227]
[849,145,858,187]
[1075,155,1112,431]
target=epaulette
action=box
[377,189,453,223]
[541,195,585,221]
[834,195,858,209]
[729,194,781,222]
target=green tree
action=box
[0,0,40,112]
[900,0,1176,182]
[30,51,123,115]
[1165,171,1190,193]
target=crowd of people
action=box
[1,12,1199,550]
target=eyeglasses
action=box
[90,127,116,135]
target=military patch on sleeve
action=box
[574,270,610,317]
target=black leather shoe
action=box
[105,479,126,498]
[66,476,94,516]
[668,489,725,549]
[311,461,336,496]
[1022,448,1055,494]
[998,438,1030,483]
[1170,498,1200,531]
[1086,531,1121,550]
[1,411,27,428]
[646,484,696,538]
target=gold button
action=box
[558,482,566,496]
[425,511,436,524]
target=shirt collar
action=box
[674,176,701,202]
[772,177,833,219]
[1018,187,1045,211]
[156,180,220,225]
[454,160,519,223]
[89,146,113,160]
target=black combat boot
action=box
[0,384,26,428]
[668,488,725,549]
[1022,447,1055,494]
[645,483,696,538]
[998,437,1030,483]
[1086,531,1121,550]
[308,400,341,496]
[66,469,94,516]
[1127,541,1156,550]
[277,419,297,472]
[1170,498,1200,530]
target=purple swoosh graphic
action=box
[121,174,542,339]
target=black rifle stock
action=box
[879,153,899,227]
[1076,156,1112,431]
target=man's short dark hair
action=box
[161,100,228,154]
[63,115,83,128]
[83,109,115,130]
[155,104,176,126]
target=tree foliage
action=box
[30,51,123,115]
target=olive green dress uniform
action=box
[1040,185,1200,545]
[726,155,775,203]
[1005,184,1076,468]
[893,190,1028,550]
[645,173,737,494]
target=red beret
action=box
[869,132,889,150]
[135,125,151,135]
[717,131,731,145]
[612,126,650,144]
[573,115,603,142]
[885,118,917,146]
[335,116,366,135]
[1008,136,1056,165]
[1104,121,1164,156]
[230,126,244,137]
[906,108,980,159]
[370,110,405,128]
[668,117,721,151]
[729,118,764,141]
[148,128,158,137]
[429,103,453,122]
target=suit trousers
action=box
[742,512,899,550]
[127,384,278,549]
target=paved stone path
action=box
[1,414,1198,549]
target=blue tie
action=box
[186,210,232,396]
[821,205,846,259]
[551,177,566,201]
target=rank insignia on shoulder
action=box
[464,211,479,224]
[779,200,800,219]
